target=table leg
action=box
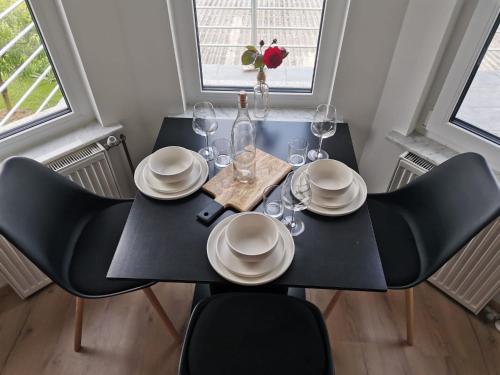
[323,291,343,319]
[288,287,306,300]
[74,297,84,352]
[406,288,415,345]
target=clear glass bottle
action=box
[253,69,270,118]
[231,91,256,183]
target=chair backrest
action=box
[179,293,334,375]
[0,157,116,287]
[370,152,500,284]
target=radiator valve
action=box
[106,135,120,148]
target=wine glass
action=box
[193,102,218,160]
[281,171,312,236]
[307,104,337,161]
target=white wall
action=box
[59,0,184,164]
[332,0,409,158]
[416,0,479,131]
[358,0,467,192]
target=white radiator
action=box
[389,151,500,314]
[0,142,123,299]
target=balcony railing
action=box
[0,0,66,130]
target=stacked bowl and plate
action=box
[134,146,209,200]
[293,159,367,216]
[206,212,295,285]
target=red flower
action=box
[263,46,284,69]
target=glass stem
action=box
[290,210,297,228]
[205,134,210,153]
[318,136,324,153]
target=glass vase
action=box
[253,71,270,118]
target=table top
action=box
[107,117,387,292]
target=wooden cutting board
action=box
[196,148,292,224]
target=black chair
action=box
[323,152,500,344]
[0,157,180,351]
[179,293,334,375]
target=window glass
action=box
[0,0,69,138]
[452,14,500,144]
[193,0,325,92]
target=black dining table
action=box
[107,117,387,295]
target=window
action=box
[0,0,71,139]
[0,0,93,144]
[168,0,349,106]
[450,13,500,145]
[425,0,499,172]
[193,0,325,92]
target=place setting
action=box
[206,212,295,285]
[134,101,220,200]
[134,146,209,200]
[268,103,368,228]
[292,159,367,217]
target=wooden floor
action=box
[0,282,498,375]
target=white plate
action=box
[144,156,202,193]
[311,179,359,209]
[293,163,367,216]
[134,151,208,200]
[216,227,285,278]
[207,215,295,286]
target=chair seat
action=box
[180,293,334,375]
[69,201,152,297]
[368,199,421,288]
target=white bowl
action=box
[225,212,279,262]
[216,229,285,278]
[148,146,193,183]
[308,159,353,198]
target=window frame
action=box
[192,0,326,94]
[449,12,500,146]
[426,0,500,171]
[167,0,350,107]
[0,0,94,145]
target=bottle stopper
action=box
[239,91,247,108]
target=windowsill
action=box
[386,130,500,180]
[175,106,316,122]
[0,122,123,164]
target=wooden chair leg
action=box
[74,297,84,352]
[323,291,343,319]
[142,287,181,342]
[405,288,415,345]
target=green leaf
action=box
[246,45,258,52]
[241,50,256,65]
[254,54,264,68]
